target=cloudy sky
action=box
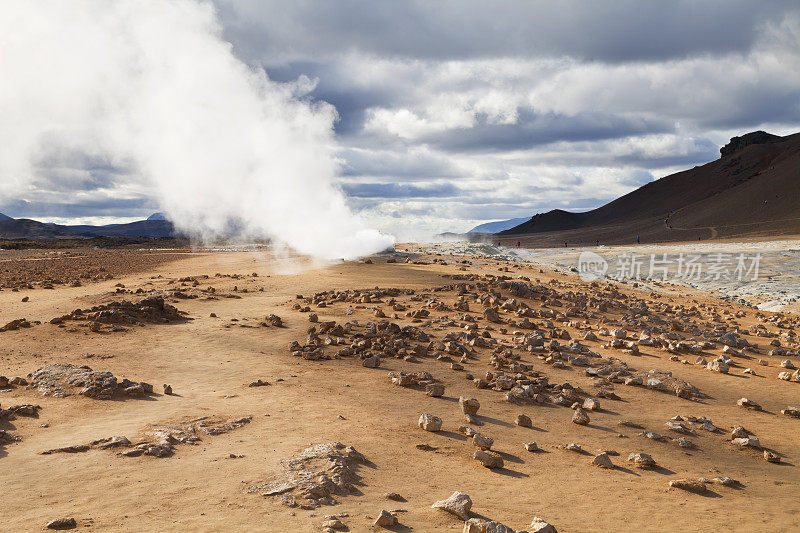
[4,0,800,236]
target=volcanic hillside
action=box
[0,218,178,240]
[498,131,800,245]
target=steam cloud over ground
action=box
[0,0,394,259]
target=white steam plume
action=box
[0,0,394,259]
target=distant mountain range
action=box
[467,217,529,234]
[494,130,800,245]
[0,213,180,240]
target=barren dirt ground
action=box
[1,248,798,532]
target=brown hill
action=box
[0,219,94,240]
[498,130,800,245]
[0,218,179,240]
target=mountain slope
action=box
[498,130,800,244]
[67,220,178,238]
[0,219,93,239]
[0,219,179,240]
[468,217,530,234]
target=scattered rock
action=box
[321,517,347,531]
[363,356,381,368]
[515,414,532,428]
[459,397,480,416]
[426,383,445,397]
[248,442,365,508]
[582,398,600,411]
[781,407,800,418]
[732,437,761,448]
[472,433,494,450]
[29,363,153,400]
[627,452,656,468]
[374,510,397,527]
[524,442,539,452]
[706,361,729,374]
[432,491,473,520]
[592,452,614,468]
[45,518,77,530]
[419,414,442,432]
[669,479,707,494]
[572,407,590,425]
[529,517,558,533]
[737,397,762,411]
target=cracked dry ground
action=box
[0,249,798,532]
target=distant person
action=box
[636,234,640,244]
[516,241,520,247]
[595,239,599,246]
[564,241,567,248]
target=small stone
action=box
[669,479,707,494]
[473,450,504,469]
[93,435,131,449]
[363,356,381,368]
[374,510,397,527]
[582,398,600,411]
[524,442,539,452]
[426,383,445,397]
[731,426,748,439]
[321,518,347,531]
[529,517,557,533]
[463,518,487,533]
[781,407,800,418]
[572,407,590,425]
[385,492,404,501]
[418,413,442,432]
[458,425,477,437]
[484,308,502,323]
[565,443,582,452]
[706,361,729,374]
[627,452,656,468]
[163,384,172,395]
[714,477,739,487]
[732,437,760,448]
[764,450,781,463]
[46,518,77,530]
[515,414,532,427]
[431,491,473,520]
[472,433,494,450]
[592,452,614,468]
[459,397,480,416]
[737,397,761,411]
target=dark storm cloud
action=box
[217,0,794,63]
[427,109,673,153]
